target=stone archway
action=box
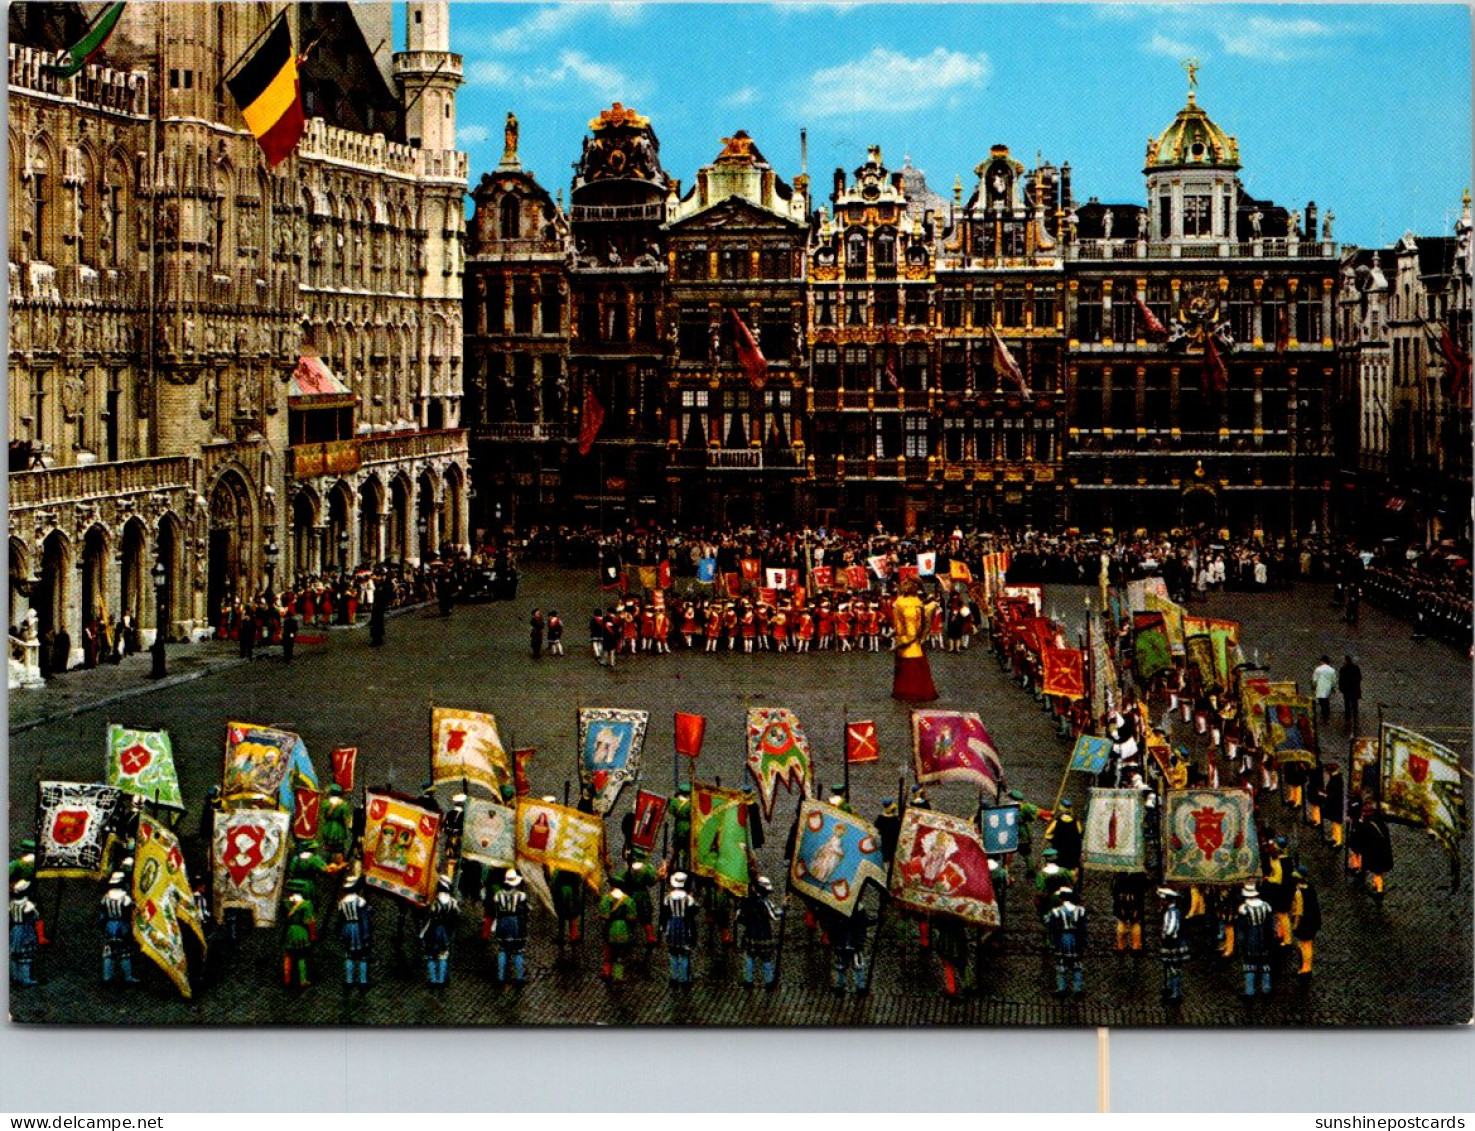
[442,463,465,553]
[119,517,148,628]
[326,479,353,572]
[389,474,411,564]
[416,469,440,561]
[80,524,110,630]
[36,529,70,654]
[207,468,255,622]
[359,475,385,565]
[156,513,182,640]
[1180,483,1220,531]
[291,486,321,579]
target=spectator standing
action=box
[1338,655,1362,731]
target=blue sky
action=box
[427,3,1470,246]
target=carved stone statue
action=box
[1322,210,1334,241]
[503,111,519,166]
[1101,208,1114,240]
[1137,210,1149,239]
[1248,209,1262,237]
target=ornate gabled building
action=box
[664,129,809,525]
[463,113,573,534]
[8,1,467,682]
[564,102,671,527]
[1062,84,1340,536]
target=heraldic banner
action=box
[36,781,124,878]
[212,808,291,926]
[789,798,886,914]
[630,790,668,852]
[690,783,751,897]
[890,807,999,928]
[911,709,1004,801]
[223,722,316,809]
[1264,693,1319,766]
[106,724,184,810]
[1380,724,1467,857]
[431,706,510,795]
[1132,613,1173,682]
[515,797,605,893]
[461,797,516,869]
[134,814,206,998]
[1082,787,1146,873]
[1069,734,1113,775]
[1163,789,1261,884]
[1185,634,1218,693]
[746,707,813,819]
[1041,647,1085,700]
[362,793,443,906]
[578,707,649,814]
[979,805,1020,854]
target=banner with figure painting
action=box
[577,707,648,814]
[361,792,443,906]
[789,798,886,914]
[889,808,999,928]
[911,710,1004,802]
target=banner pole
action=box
[843,705,851,800]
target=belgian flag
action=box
[226,15,305,168]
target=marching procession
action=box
[7,523,1470,1025]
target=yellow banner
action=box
[515,798,605,894]
[133,815,206,999]
[431,707,510,794]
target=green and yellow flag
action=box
[107,724,184,810]
[690,783,750,897]
[1381,724,1467,859]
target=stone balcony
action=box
[9,455,193,510]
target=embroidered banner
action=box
[690,783,750,897]
[461,797,516,868]
[630,790,668,852]
[330,747,357,792]
[746,707,814,820]
[1041,647,1086,700]
[578,707,648,814]
[890,808,999,928]
[789,798,886,914]
[1185,633,1218,692]
[212,808,291,926]
[1162,789,1261,884]
[513,747,534,797]
[431,706,510,794]
[1380,724,1467,857]
[515,797,605,894]
[36,782,124,878]
[1350,736,1379,795]
[361,793,443,906]
[291,786,321,841]
[106,725,183,810]
[911,710,1004,801]
[1132,612,1173,682]
[1082,787,1146,873]
[1264,693,1319,766]
[134,814,206,999]
[223,722,316,810]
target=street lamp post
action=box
[150,557,167,679]
[417,515,428,563]
[264,538,279,600]
[337,527,350,573]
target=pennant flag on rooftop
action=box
[745,707,814,819]
[690,782,750,897]
[212,808,291,926]
[431,706,510,794]
[133,814,206,999]
[1162,789,1260,884]
[361,792,443,907]
[36,782,124,879]
[890,808,999,928]
[106,724,183,810]
[1380,724,1467,860]
[225,13,305,167]
[1082,787,1146,873]
[577,707,648,814]
[789,798,886,915]
[911,709,1004,801]
[42,1,125,78]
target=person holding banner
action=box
[1157,888,1188,1005]
[419,878,459,985]
[492,870,530,985]
[891,578,939,703]
[661,872,698,985]
[737,876,782,988]
[1045,887,1088,998]
[336,874,372,986]
[99,871,141,985]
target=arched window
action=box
[499,195,520,240]
[845,230,867,270]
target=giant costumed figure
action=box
[890,578,938,702]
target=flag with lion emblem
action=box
[1162,789,1260,883]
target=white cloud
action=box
[467,49,650,103]
[474,4,644,53]
[458,124,491,145]
[724,86,760,107]
[1144,31,1202,58]
[773,2,869,13]
[1216,15,1340,61]
[803,47,990,116]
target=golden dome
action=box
[1144,93,1240,172]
